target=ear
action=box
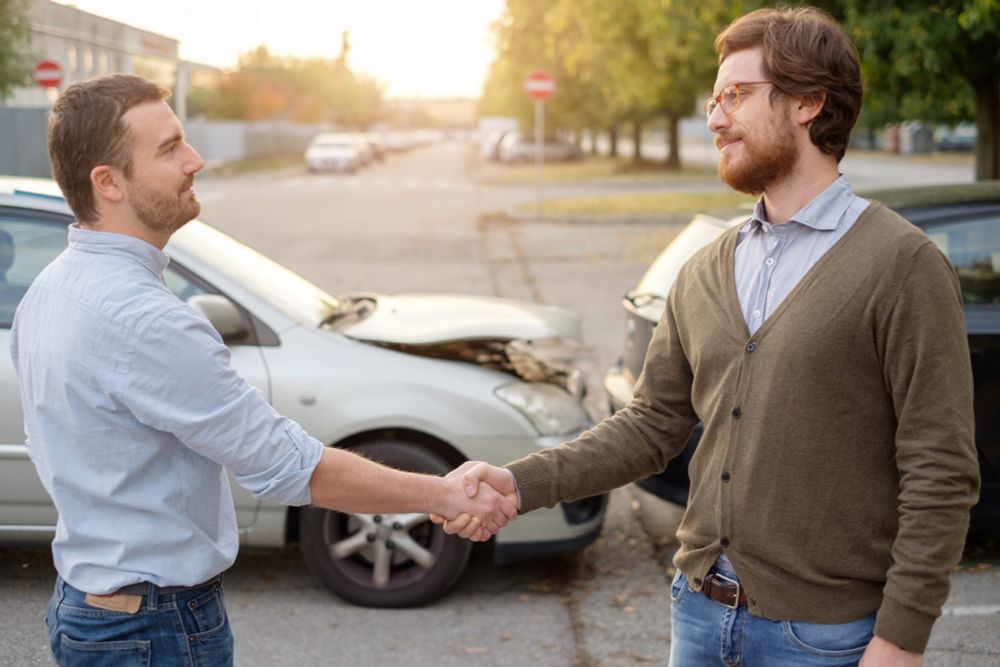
[794,91,826,126]
[90,165,125,206]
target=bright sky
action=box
[60,0,506,98]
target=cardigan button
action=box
[731,407,742,419]
[693,577,703,587]
[745,341,757,352]
[721,471,731,483]
[721,537,731,548]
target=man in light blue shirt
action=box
[11,74,516,667]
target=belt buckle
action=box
[711,572,741,609]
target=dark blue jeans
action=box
[46,576,233,667]
[669,563,875,667]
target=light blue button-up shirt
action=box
[10,226,324,594]
[734,176,869,334]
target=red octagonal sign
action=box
[524,70,555,101]
[33,59,64,89]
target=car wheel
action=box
[298,439,473,608]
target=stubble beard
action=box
[717,116,799,195]
[126,178,200,235]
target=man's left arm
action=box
[874,241,980,655]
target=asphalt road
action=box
[2,141,996,666]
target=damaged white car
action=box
[0,177,606,608]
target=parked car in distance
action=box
[936,123,977,153]
[498,132,582,164]
[0,177,606,608]
[305,133,362,173]
[606,183,1000,531]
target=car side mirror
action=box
[187,294,246,341]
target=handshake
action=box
[430,461,520,542]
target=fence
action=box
[0,110,326,177]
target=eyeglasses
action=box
[704,81,772,119]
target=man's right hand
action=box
[430,462,519,541]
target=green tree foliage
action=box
[186,46,384,128]
[480,0,741,169]
[0,0,34,100]
[844,0,1000,179]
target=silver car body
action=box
[0,178,604,559]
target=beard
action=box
[126,177,200,235]
[716,116,799,195]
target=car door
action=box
[0,211,68,538]
[0,210,271,538]
[921,211,1000,504]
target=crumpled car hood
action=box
[335,293,583,344]
[333,293,589,396]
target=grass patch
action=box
[479,156,718,184]
[517,190,755,218]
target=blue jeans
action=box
[45,576,233,666]
[669,563,875,667]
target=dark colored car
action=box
[604,183,1000,529]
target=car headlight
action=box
[495,381,591,436]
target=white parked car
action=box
[0,177,606,608]
[305,133,362,173]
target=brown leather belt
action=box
[701,572,748,609]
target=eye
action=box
[722,86,739,106]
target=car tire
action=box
[298,439,473,608]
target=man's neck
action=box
[81,215,170,250]
[760,156,841,225]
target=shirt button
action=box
[765,258,775,266]
[731,407,742,419]
[721,471,731,483]
[721,537,731,548]
[753,309,762,319]
[745,341,756,353]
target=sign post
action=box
[33,60,64,89]
[524,70,555,218]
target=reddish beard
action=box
[717,119,799,195]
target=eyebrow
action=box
[156,133,183,152]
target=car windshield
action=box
[636,214,743,297]
[171,221,340,326]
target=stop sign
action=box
[33,60,63,89]
[524,70,555,101]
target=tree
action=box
[0,0,34,100]
[845,0,1000,180]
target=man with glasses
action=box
[438,6,978,666]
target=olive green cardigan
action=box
[506,202,979,653]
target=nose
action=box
[183,142,205,175]
[707,104,730,134]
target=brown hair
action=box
[715,6,862,161]
[47,74,170,223]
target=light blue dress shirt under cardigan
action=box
[717,175,868,573]
[10,225,325,594]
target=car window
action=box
[0,215,67,328]
[923,215,1000,305]
[163,265,209,302]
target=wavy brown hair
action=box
[48,74,169,223]
[715,6,862,162]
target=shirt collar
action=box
[744,175,855,233]
[68,224,170,275]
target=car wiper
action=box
[319,296,376,328]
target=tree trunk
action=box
[609,126,619,158]
[633,121,642,163]
[665,112,681,170]
[972,77,1000,181]
[589,129,599,156]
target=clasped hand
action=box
[431,461,519,541]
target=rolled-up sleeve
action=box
[117,303,324,506]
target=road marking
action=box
[940,604,1000,616]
